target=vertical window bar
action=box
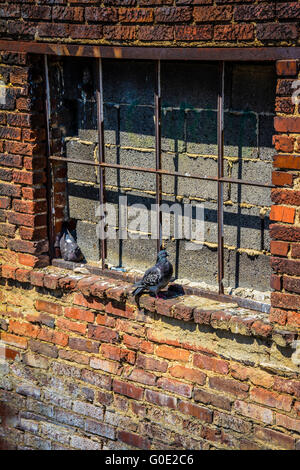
[217,61,225,295]
[155,60,162,253]
[96,58,107,270]
[44,54,55,260]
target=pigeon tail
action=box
[132,284,145,297]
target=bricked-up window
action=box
[47,58,275,301]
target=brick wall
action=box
[0,1,299,47]
[0,269,299,450]
[0,0,300,452]
[270,60,300,330]
[0,52,50,269]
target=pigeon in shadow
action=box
[132,250,173,300]
[58,221,84,263]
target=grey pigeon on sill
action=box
[132,250,173,299]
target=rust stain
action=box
[62,45,70,56]
[93,46,101,58]
[75,46,84,57]
[113,47,122,59]
[49,44,60,55]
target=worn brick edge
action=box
[0,264,298,349]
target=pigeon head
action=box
[156,250,169,262]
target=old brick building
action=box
[0,1,299,451]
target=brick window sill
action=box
[0,263,298,349]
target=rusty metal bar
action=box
[217,61,225,295]
[1,40,300,61]
[49,156,274,189]
[44,55,55,260]
[96,58,107,270]
[155,60,162,253]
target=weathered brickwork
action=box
[270,60,300,330]
[0,268,299,450]
[0,52,50,268]
[0,1,299,47]
[0,0,299,452]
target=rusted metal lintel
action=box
[1,40,299,61]
[49,156,274,189]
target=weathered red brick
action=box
[113,379,144,400]
[254,425,295,450]
[214,23,254,41]
[274,117,300,133]
[250,387,292,412]
[145,389,177,409]
[194,353,229,374]
[283,276,300,294]
[103,25,135,40]
[234,3,274,21]
[175,24,212,40]
[1,331,27,349]
[15,268,31,283]
[157,377,192,398]
[276,2,300,20]
[138,25,174,41]
[73,293,105,311]
[273,136,295,154]
[194,388,232,411]
[257,23,297,41]
[123,334,153,353]
[178,401,213,423]
[270,224,300,242]
[35,299,63,316]
[269,307,288,326]
[52,6,84,22]
[64,307,94,323]
[209,375,249,399]
[169,365,206,385]
[101,343,135,364]
[136,354,168,373]
[194,5,232,22]
[56,318,86,336]
[272,171,293,187]
[118,430,150,450]
[125,368,156,386]
[270,205,295,224]
[9,319,39,339]
[270,240,289,257]
[156,6,192,22]
[69,337,99,354]
[119,7,153,22]
[272,291,300,310]
[234,400,273,424]
[156,344,190,362]
[88,324,119,343]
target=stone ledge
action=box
[0,263,298,348]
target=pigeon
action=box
[132,250,173,299]
[58,221,84,263]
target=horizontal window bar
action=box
[49,155,274,189]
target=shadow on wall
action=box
[49,58,276,292]
[0,400,20,450]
